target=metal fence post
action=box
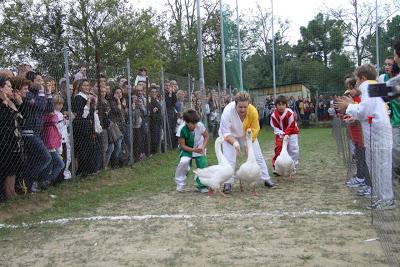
[187,73,191,109]
[127,58,134,165]
[63,45,76,179]
[161,67,167,153]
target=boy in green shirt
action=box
[175,109,209,192]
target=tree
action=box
[327,0,388,66]
[296,13,344,67]
[0,0,36,67]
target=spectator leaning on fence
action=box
[72,79,98,176]
[335,64,395,210]
[97,85,115,169]
[19,71,53,193]
[0,76,23,200]
[342,75,371,197]
[164,80,178,149]
[218,92,275,194]
[132,94,144,161]
[54,95,72,180]
[41,96,65,188]
[135,84,149,160]
[109,87,127,168]
[149,85,163,154]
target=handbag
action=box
[108,122,123,144]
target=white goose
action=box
[193,136,234,196]
[235,129,261,196]
[274,135,296,179]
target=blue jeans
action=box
[22,135,52,187]
[102,129,115,168]
[43,151,65,183]
[110,137,123,167]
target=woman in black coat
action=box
[72,79,97,176]
[0,77,23,200]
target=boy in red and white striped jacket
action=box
[270,95,300,172]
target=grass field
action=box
[0,128,389,266]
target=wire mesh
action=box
[332,95,400,267]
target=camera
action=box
[368,76,400,101]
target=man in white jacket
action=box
[218,92,275,193]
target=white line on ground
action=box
[0,210,364,229]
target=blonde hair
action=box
[234,92,251,103]
[53,94,64,105]
[354,64,377,81]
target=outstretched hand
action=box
[334,96,353,114]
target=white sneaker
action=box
[196,187,208,193]
[176,185,185,192]
[64,170,72,180]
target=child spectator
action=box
[327,104,336,120]
[341,76,370,197]
[41,100,65,188]
[134,67,147,86]
[175,109,209,193]
[270,95,300,173]
[54,95,72,180]
[336,64,394,209]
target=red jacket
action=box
[42,113,62,150]
[346,96,364,147]
[270,108,299,136]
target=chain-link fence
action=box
[0,48,239,201]
[332,106,400,266]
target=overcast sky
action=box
[135,0,398,43]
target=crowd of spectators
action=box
[256,94,337,128]
[0,64,236,201]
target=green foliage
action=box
[0,0,395,93]
[296,13,344,67]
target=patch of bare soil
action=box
[0,136,389,266]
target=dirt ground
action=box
[0,138,389,266]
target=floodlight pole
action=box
[220,0,227,92]
[197,0,207,127]
[375,0,380,74]
[235,0,244,91]
[271,0,277,100]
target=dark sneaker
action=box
[223,183,232,194]
[264,180,276,188]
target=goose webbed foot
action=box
[250,185,259,196]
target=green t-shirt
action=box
[179,125,195,158]
[390,98,400,127]
[180,125,194,147]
